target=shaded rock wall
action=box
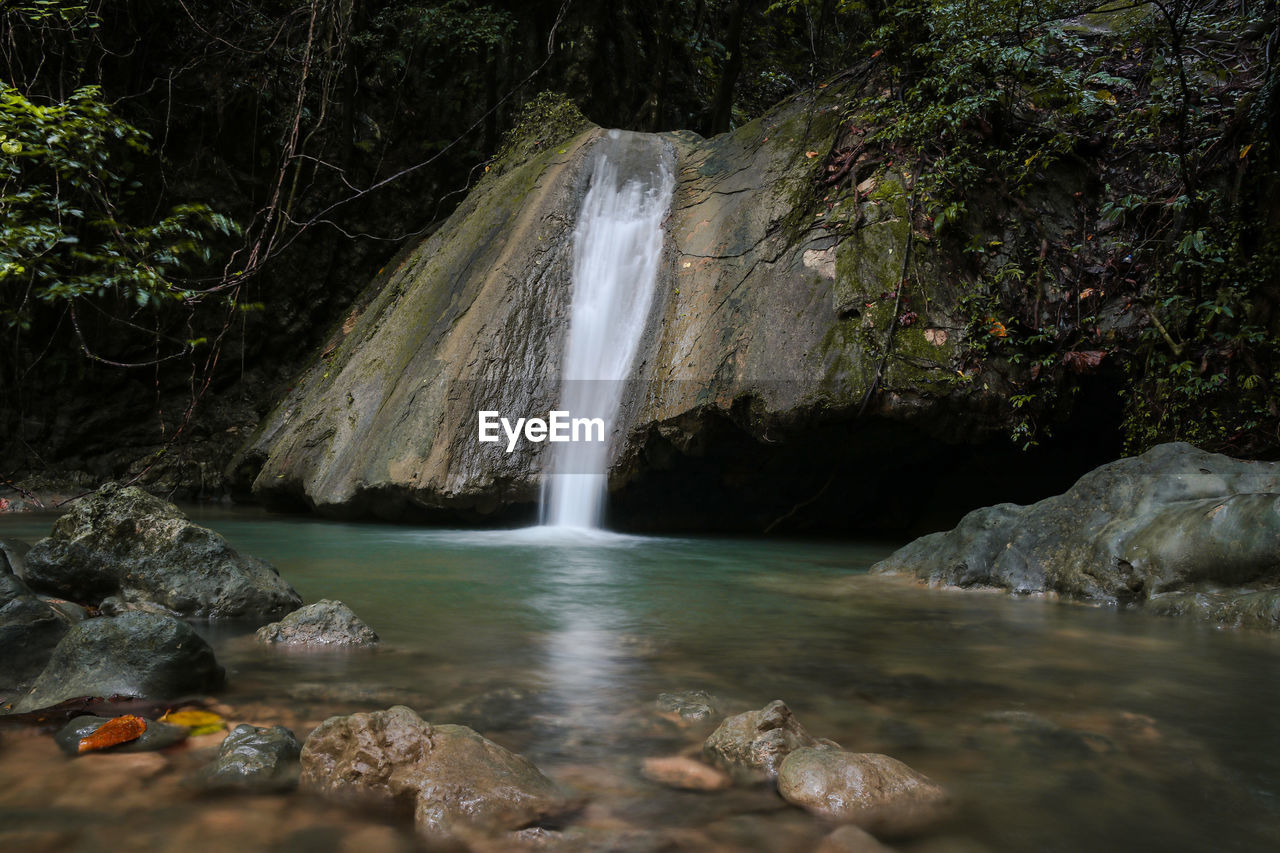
[230,84,1112,531]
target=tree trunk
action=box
[707,0,752,136]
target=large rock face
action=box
[230,83,1017,528]
[872,443,1280,625]
[300,705,569,843]
[22,483,301,619]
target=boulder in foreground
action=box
[778,747,950,837]
[300,705,570,842]
[702,699,830,782]
[23,483,301,620]
[13,611,224,713]
[255,599,378,647]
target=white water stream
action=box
[540,131,675,529]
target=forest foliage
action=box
[1,0,1278,473]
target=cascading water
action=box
[541,131,675,529]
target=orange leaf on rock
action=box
[78,714,147,753]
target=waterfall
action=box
[541,131,675,529]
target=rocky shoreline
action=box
[1,483,959,851]
[871,442,1280,631]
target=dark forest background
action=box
[2,0,1278,498]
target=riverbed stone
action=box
[815,825,898,853]
[22,482,301,620]
[199,723,302,790]
[12,611,224,713]
[777,747,950,837]
[53,714,189,755]
[255,599,378,647]
[656,689,719,722]
[300,705,570,842]
[0,573,71,695]
[872,443,1280,622]
[702,700,829,781]
[641,755,732,791]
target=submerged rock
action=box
[12,611,224,713]
[656,689,719,722]
[255,599,378,647]
[300,705,571,842]
[703,700,830,781]
[777,747,950,837]
[873,443,1280,623]
[641,755,732,791]
[199,723,301,790]
[53,714,189,755]
[22,482,301,620]
[815,825,898,853]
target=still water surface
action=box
[2,508,1279,852]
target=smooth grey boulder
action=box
[199,723,301,790]
[12,611,224,713]
[777,747,950,837]
[872,443,1280,619]
[255,599,378,647]
[22,482,301,620]
[703,700,830,781]
[0,573,71,694]
[54,714,189,755]
[300,705,570,842]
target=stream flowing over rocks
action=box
[872,442,1280,628]
[229,83,1056,532]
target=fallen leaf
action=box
[805,151,819,158]
[79,715,147,753]
[1240,144,1252,159]
[160,709,225,736]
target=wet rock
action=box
[53,715,189,755]
[300,705,571,842]
[36,596,87,624]
[1147,587,1280,631]
[703,700,829,782]
[641,755,732,791]
[431,686,540,731]
[0,537,30,575]
[777,747,950,837]
[656,690,719,722]
[0,574,71,694]
[873,443,1280,622]
[815,825,898,853]
[255,599,378,647]
[12,611,224,713]
[22,482,301,620]
[199,723,301,790]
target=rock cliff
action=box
[229,84,1093,530]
